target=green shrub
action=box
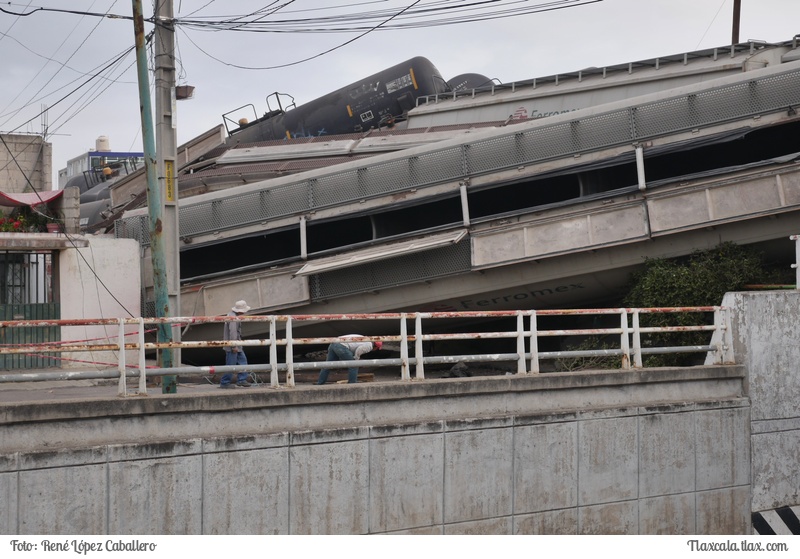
[623,242,769,366]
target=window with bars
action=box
[0,251,54,304]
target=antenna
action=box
[40,104,48,139]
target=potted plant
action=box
[42,208,64,233]
[46,218,63,233]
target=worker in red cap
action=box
[316,335,382,385]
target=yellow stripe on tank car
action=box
[410,67,418,90]
[347,105,353,117]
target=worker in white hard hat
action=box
[220,300,253,388]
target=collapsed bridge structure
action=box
[106,39,800,361]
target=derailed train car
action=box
[223,56,451,144]
[82,57,476,230]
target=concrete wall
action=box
[57,236,141,368]
[0,367,750,534]
[722,291,800,513]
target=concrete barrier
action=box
[722,291,800,516]
[0,366,749,534]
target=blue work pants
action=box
[316,343,358,384]
[221,349,251,386]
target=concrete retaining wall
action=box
[722,291,800,513]
[0,367,750,534]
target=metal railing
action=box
[0,307,734,396]
[414,40,794,106]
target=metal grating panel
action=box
[217,192,264,227]
[572,110,634,150]
[312,169,370,207]
[115,214,151,247]
[410,147,466,184]
[268,180,316,217]
[633,96,694,138]
[141,298,155,319]
[519,121,579,162]
[466,133,527,175]
[757,72,800,108]
[118,66,800,244]
[309,240,471,301]
[352,157,414,194]
[179,201,218,237]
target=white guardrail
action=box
[0,307,734,396]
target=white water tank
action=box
[95,135,111,152]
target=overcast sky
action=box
[1,0,799,187]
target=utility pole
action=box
[732,0,741,44]
[131,0,180,393]
[154,0,181,393]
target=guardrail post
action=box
[529,310,539,374]
[516,311,526,374]
[285,316,294,387]
[631,310,643,368]
[791,234,799,289]
[117,318,127,396]
[620,309,631,369]
[717,307,736,364]
[269,316,279,387]
[400,313,410,381]
[138,318,147,394]
[414,313,424,379]
[712,307,723,365]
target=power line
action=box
[0,3,133,21]
[1,43,138,136]
[0,1,125,130]
[174,0,601,69]
[2,1,601,32]
[0,41,138,185]
[178,0,427,70]
[694,0,729,50]
[1,1,603,134]
[176,0,601,31]
[0,0,34,46]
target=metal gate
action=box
[0,251,59,369]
